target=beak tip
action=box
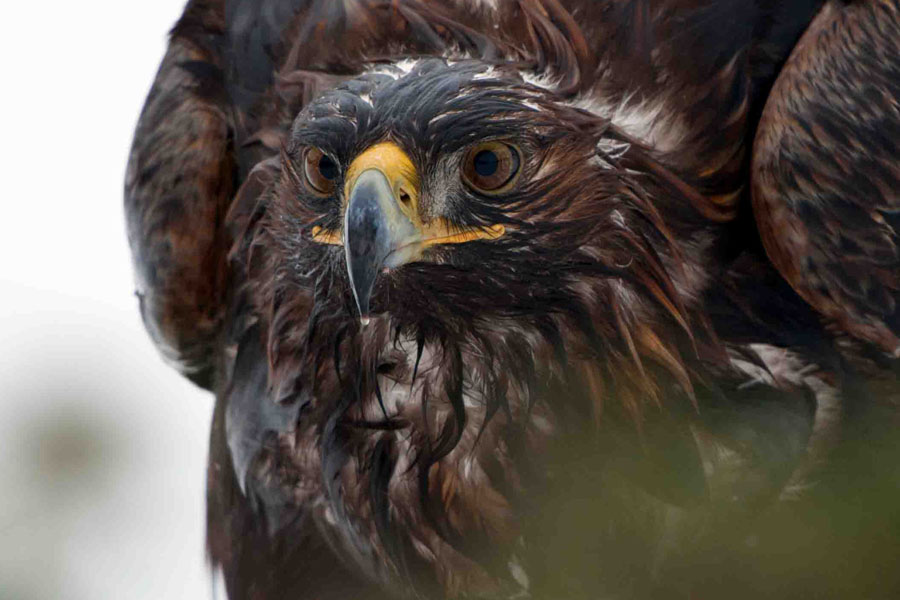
[345,169,411,324]
[352,289,372,322]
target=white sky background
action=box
[0,1,215,598]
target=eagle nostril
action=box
[398,188,412,207]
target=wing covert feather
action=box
[125,2,235,388]
[752,0,900,355]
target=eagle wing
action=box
[752,0,900,355]
[125,2,235,388]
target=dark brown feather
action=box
[124,1,900,598]
[753,0,900,355]
[125,0,233,387]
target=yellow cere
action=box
[311,141,506,248]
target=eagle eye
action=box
[462,142,521,195]
[302,147,340,196]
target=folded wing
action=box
[752,0,900,355]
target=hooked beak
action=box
[343,168,418,320]
[310,142,505,321]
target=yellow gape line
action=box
[311,141,505,248]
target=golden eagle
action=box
[125,1,900,598]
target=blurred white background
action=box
[0,1,215,598]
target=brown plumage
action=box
[125,1,900,598]
[753,0,900,355]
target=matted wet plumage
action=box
[125,1,900,598]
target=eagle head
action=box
[238,56,701,421]
[233,57,703,589]
[252,57,691,368]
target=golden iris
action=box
[461,141,521,194]
[303,147,340,195]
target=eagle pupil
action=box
[319,155,338,180]
[473,150,499,177]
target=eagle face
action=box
[267,58,662,343]
[236,62,692,584]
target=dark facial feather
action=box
[223,54,731,589]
